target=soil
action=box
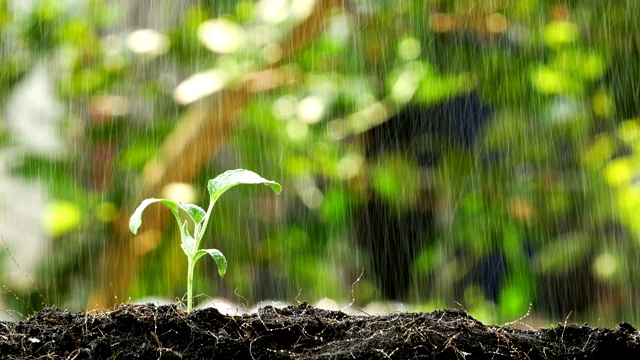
[0,303,638,359]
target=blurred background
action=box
[1,0,639,327]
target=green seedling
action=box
[129,169,281,313]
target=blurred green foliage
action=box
[1,0,639,326]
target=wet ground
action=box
[0,302,638,359]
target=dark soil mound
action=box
[0,302,637,359]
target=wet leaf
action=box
[207,169,282,205]
[129,198,181,235]
[178,203,206,224]
[180,221,197,256]
[195,249,227,277]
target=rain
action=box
[0,0,638,331]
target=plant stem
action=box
[187,199,215,314]
[197,200,216,243]
[187,257,195,313]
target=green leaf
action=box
[207,169,282,205]
[180,220,197,256]
[129,198,181,235]
[533,232,592,274]
[195,248,227,277]
[178,203,206,224]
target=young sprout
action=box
[129,169,281,313]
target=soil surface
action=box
[0,302,638,359]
